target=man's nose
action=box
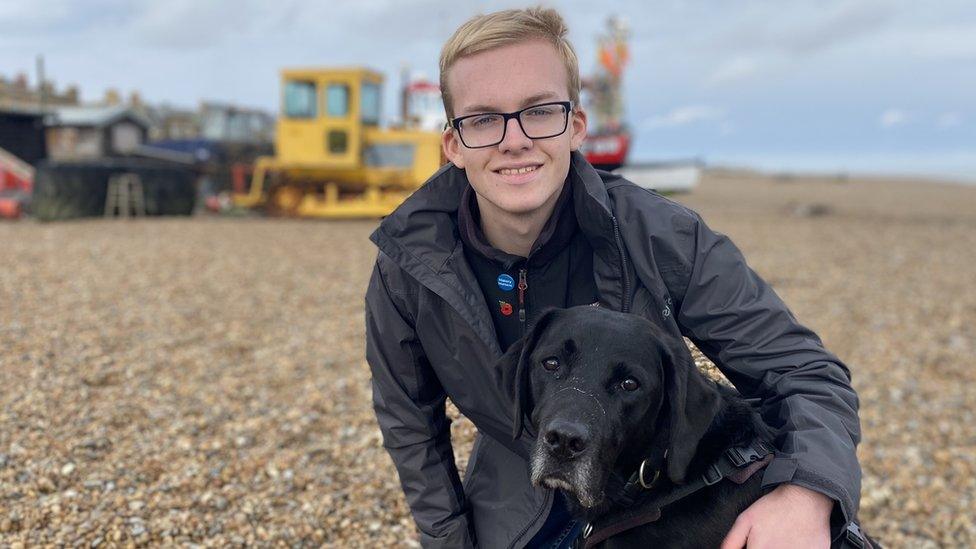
[543,418,590,461]
[498,116,533,152]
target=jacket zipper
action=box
[517,268,528,335]
[507,488,553,549]
[611,216,632,313]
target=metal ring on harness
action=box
[638,460,660,489]
[582,523,593,539]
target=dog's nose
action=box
[543,419,589,460]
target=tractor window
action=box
[326,84,350,117]
[364,143,415,168]
[361,83,381,125]
[284,80,317,118]
[328,130,348,153]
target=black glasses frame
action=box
[450,101,573,149]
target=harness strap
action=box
[835,521,876,549]
[727,453,774,484]
[580,507,661,548]
[582,440,774,548]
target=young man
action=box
[365,7,861,548]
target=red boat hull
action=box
[582,132,630,171]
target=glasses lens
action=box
[458,114,505,147]
[519,103,569,138]
[456,103,570,148]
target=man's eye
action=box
[542,357,560,371]
[525,107,555,117]
[471,115,500,127]
[621,378,639,391]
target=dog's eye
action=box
[542,357,560,371]
[621,378,639,391]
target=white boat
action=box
[615,160,702,193]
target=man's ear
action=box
[569,107,588,152]
[660,333,722,484]
[442,127,465,169]
[494,307,563,440]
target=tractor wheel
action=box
[268,184,305,216]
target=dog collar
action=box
[583,439,775,548]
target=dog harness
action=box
[578,438,876,548]
[580,439,775,548]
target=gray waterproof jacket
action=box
[365,152,861,548]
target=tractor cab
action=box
[276,68,382,169]
[234,67,442,218]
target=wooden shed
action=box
[46,105,151,160]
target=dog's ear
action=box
[494,307,562,441]
[661,335,722,484]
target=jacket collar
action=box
[457,171,578,269]
[369,151,622,353]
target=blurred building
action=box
[0,72,80,110]
[138,103,201,141]
[45,105,152,160]
[0,69,274,172]
[200,102,274,143]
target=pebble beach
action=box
[1,170,974,547]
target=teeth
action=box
[499,165,539,175]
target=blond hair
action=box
[439,7,581,120]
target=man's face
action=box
[442,40,587,220]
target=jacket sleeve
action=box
[671,213,862,530]
[365,253,476,548]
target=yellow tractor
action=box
[233,67,443,218]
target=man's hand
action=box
[721,484,833,549]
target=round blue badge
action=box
[497,273,515,292]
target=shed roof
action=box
[0,103,45,117]
[49,105,152,128]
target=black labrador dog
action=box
[494,305,784,548]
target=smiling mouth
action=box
[496,164,541,175]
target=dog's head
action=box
[495,306,722,509]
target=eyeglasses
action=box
[450,101,573,149]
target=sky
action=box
[2,0,974,182]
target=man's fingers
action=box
[720,515,752,549]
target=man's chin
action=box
[490,192,551,216]
[470,177,562,216]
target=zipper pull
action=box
[518,268,527,324]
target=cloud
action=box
[642,105,724,130]
[0,0,136,41]
[937,112,963,128]
[700,1,896,87]
[709,1,895,57]
[879,109,909,129]
[126,0,270,50]
[868,26,976,61]
[779,2,894,55]
[706,56,762,86]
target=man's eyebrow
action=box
[459,92,561,115]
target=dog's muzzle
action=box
[530,393,612,508]
[542,418,590,461]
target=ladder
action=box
[104,173,146,218]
